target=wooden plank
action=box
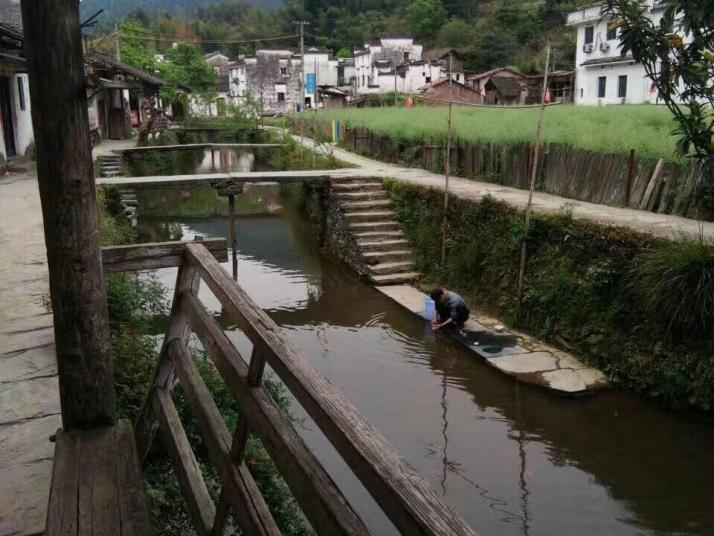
[78,427,121,535]
[113,420,154,536]
[185,243,477,536]
[210,490,231,536]
[167,340,281,536]
[640,158,666,210]
[122,143,282,153]
[181,293,371,536]
[154,390,216,536]
[46,428,80,536]
[135,262,201,462]
[102,239,228,273]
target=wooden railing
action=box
[102,239,477,536]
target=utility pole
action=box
[517,41,551,302]
[293,20,309,111]
[440,51,454,264]
[114,22,120,61]
[22,0,117,430]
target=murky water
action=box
[124,146,285,176]
[135,184,714,536]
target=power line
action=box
[118,30,299,45]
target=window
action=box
[618,75,627,98]
[17,77,25,111]
[455,74,460,81]
[606,24,617,40]
[403,52,409,61]
[425,76,431,83]
[580,88,584,98]
[598,76,606,98]
[277,92,285,102]
[280,66,287,75]
[584,26,594,44]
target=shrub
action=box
[631,232,714,340]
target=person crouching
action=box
[430,288,470,332]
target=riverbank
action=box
[385,180,714,410]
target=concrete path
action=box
[0,168,60,536]
[0,139,130,535]
[294,134,714,240]
[377,285,607,394]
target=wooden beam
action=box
[102,239,228,273]
[167,340,281,536]
[181,292,371,536]
[153,389,216,536]
[21,0,116,429]
[135,263,200,462]
[185,243,477,536]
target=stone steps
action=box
[340,199,393,211]
[333,191,389,201]
[362,249,414,265]
[344,210,396,223]
[353,230,404,240]
[370,272,422,285]
[369,261,416,275]
[331,182,383,192]
[357,238,411,251]
[349,221,402,232]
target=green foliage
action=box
[631,232,714,339]
[385,179,714,409]
[312,105,682,162]
[406,0,448,41]
[436,19,474,48]
[604,0,714,158]
[336,47,352,58]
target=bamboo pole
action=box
[440,53,454,265]
[516,42,551,302]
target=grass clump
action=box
[312,105,681,162]
[631,232,714,339]
[385,179,714,410]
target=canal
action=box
[132,183,714,536]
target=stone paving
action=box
[376,285,607,394]
[0,166,60,536]
[293,133,714,240]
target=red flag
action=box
[405,95,414,108]
[650,81,658,94]
[545,88,552,103]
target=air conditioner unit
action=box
[583,43,594,53]
[599,42,610,52]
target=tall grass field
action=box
[311,105,682,162]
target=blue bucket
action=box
[424,297,436,321]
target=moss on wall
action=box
[385,180,714,410]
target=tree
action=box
[436,18,473,48]
[336,47,353,58]
[406,0,448,42]
[603,0,713,159]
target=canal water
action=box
[134,184,714,536]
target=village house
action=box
[420,78,482,106]
[567,0,674,104]
[354,38,463,95]
[0,0,32,169]
[467,66,574,105]
[229,49,303,115]
[204,51,231,115]
[85,51,179,140]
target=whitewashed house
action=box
[354,39,463,95]
[0,2,33,168]
[567,0,679,105]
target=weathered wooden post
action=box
[22,0,117,429]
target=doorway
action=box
[0,76,17,157]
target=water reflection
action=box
[136,187,714,536]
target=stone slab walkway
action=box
[0,168,60,536]
[292,133,714,240]
[376,285,607,395]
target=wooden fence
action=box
[296,118,708,220]
[104,238,477,536]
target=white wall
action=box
[11,73,33,156]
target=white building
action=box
[567,0,675,105]
[354,39,463,95]
[0,3,33,167]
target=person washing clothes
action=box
[430,288,470,332]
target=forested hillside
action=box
[86,0,580,74]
